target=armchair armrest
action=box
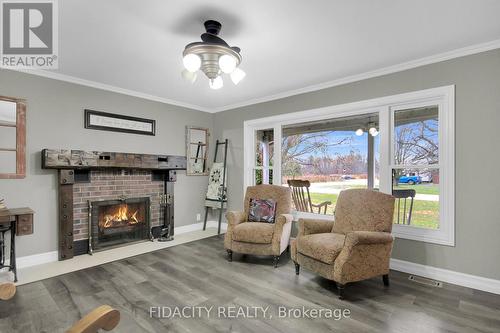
[272,214,294,255]
[275,213,293,229]
[333,231,394,284]
[298,218,334,237]
[224,211,246,250]
[226,211,246,226]
[344,231,394,247]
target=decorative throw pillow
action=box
[248,198,277,223]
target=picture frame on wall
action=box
[84,109,156,136]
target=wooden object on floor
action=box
[0,271,15,301]
[0,282,16,301]
[287,179,332,214]
[66,305,120,333]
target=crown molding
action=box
[212,38,500,112]
[6,38,500,114]
[6,68,214,113]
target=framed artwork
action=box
[84,110,156,136]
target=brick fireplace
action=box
[73,170,163,252]
[73,171,162,242]
[41,149,186,260]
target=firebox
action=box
[88,196,151,252]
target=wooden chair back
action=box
[287,179,314,213]
[288,179,332,214]
[392,189,416,225]
[66,305,120,333]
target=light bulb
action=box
[369,127,379,136]
[209,76,223,90]
[355,128,364,136]
[181,69,197,84]
[219,54,237,74]
[230,68,246,85]
[183,53,201,72]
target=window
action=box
[281,114,379,215]
[0,96,26,179]
[254,129,274,185]
[244,86,454,245]
[391,105,440,229]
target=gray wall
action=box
[0,70,214,257]
[213,49,500,280]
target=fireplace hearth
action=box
[89,197,151,252]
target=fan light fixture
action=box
[182,20,246,89]
[368,123,379,137]
[355,123,379,137]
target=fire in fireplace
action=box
[89,197,150,252]
[100,203,142,231]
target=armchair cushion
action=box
[297,233,345,265]
[233,222,274,244]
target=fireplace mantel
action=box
[41,149,187,261]
[41,149,186,170]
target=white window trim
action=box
[244,85,455,246]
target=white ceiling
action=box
[47,0,500,112]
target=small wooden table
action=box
[0,207,34,282]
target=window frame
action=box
[244,85,455,246]
[0,95,26,179]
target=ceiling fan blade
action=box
[200,33,229,46]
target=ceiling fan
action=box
[182,20,246,89]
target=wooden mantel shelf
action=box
[41,149,186,170]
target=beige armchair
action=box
[224,185,293,267]
[291,189,395,299]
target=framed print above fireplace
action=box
[84,109,156,136]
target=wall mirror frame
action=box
[186,126,209,176]
[0,96,26,179]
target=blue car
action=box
[398,175,422,185]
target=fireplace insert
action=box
[88,196,150,252]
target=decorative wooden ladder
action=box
[203,139,228,235]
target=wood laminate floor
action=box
[1,236,499,333]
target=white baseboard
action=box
[175,220,227,235]
[12,221,226,270]
[15,251,59,269]
[390,258,500,295]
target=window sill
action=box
[392,224,455,246]
[291,213,454,246]
[293,211,334,222]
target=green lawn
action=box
[393,183,439,195]
[309,191,439,229]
